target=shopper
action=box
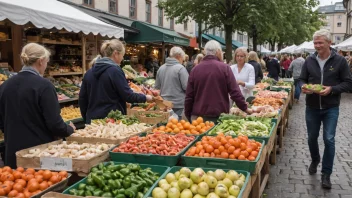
[79,39,153,123]
[155,47,189,120]
[288,53,305,103]
[299,29,352,189]
[281,54,292,78]
[184,40,251,123]
[247,51,263,84]
[193,54,204,67]
[0,43,75,168]
[260,55,267,72]
[266,54,281,80]
[230,48,255,100]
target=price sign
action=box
[40,157,73,171]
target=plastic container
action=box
[109,133,199,166]
[145,166,251,198]
[62,162,170,198]
[182,140,265,173]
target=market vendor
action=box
[0,43,75,168]
[79,39,154,123]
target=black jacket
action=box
[299,50,352,109]
[79,58,146,123]
[248,60,263,84]
[0,71,73,168]
[266,59,281,78]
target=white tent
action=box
[294,41,315,53]
[334,37,352,51]
[280,45,297,53]
[0,0,124,38]
[257,45,271,53]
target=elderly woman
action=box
[155,47,189,120]
[0,43,75,168]
[230,47,255,100]
[248,51,264,84]
[193,53,204,67]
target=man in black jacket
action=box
[299,29,352,189]
[266,54,281,81]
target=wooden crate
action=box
[248,146,269,198]
[127,108,171,120]
[27,36,41,42]
[16,140,111,174]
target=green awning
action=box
[126,21,190,46]
[202,34,226,49]
[202,34,243,49]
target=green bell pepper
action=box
[102,192,113,197]
[85,190,93,196]
[78,183,86,190]
[120,168,131,176]
[91,167,99,173]
[86,177,95,185]
[136,192,144,198]
[103,172,112,180]
[93,189,103,196]
[117,189,125,194]
[92,174,105,188]
[116,164,127,170]
[115,179,121,189]
[116,194,127,198]
[124,185,138,198]
[144,178,153,187]
[127,164,140,172]
[98,162,104,170]
[143,187,149,194]
[103,185,111,192]
[123,177,131,188]
[77,190,85,196]
[68,189,78,195]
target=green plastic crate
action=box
[146,166,251,198]
[181,140,265,173]
[109,134,199,166]
[62,162,170,198]
[65,117,84,124]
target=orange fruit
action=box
[220,152,229,158]
[241,150,249,158]
[246,147,253,154]
[220,138,228,145]
[213,141,221,149]
[3,166,12,173]
[171,118,178,124]
[0,188,5,196]
[16,168,24,173]
[203,153,210,157]
[233,149,241,158]
[251,151,259,158]
[233,139,241,148]
[192,120,198,126]
[34,175,43,183]
[218,146,225,152]
[196,117,204,123]
[205,145,214,153]
[240,143,247,151]
[166,123,172,128]
[27,181,39,192]
[13,183,24,193]
[16,193,25,198]
[39,181,48,191]
[228,146,235,153]
[224,143,231,149]
[8,190,18,197]
[214,149,220,155]
[180,120,186,124]
[238,155,246,160]
[15,179,26,187]
[248,156,256,161]
[229,154,235,159]
[25,169,35,175]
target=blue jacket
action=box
[299,49,352,109]
[79,58,146,123]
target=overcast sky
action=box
[319,0,340,6]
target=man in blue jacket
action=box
[299,29,352,189]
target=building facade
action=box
[318,2,346,44]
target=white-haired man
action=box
[184,40,251,123]
[155,47,188,120]
[299,29,352,189]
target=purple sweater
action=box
[184,55,247,118]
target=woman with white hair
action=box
[230,47,255,100]
[155,46,189,120]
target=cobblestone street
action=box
[264,93,352,198]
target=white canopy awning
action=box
[334,37,352,51]
[293,41,315,53]
[0,0,124,38]
[257,45,271,53]
[279,45,297,53]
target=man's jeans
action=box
[294,79,301,100]
[306,106,339,175]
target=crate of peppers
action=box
[63,162,169,197]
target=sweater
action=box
[288,57,305,79]
[79,58,146,123]
[248,60,264,84]
[184,55,247,119]
[0,71,73,168]
[155,57,189,108]
[266,59,281,78]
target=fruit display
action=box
[60,106,81,121]
[151,167,247,198]
[67,163,161,197]
[22,141,113,159]
[131,102,170,112]
[302,84,323,92]
[254,82,270,90]
[112,133,195,156]
[255,90,288,99]
[0,166,68,197]
[129,82,160,96]
[185,134,262,161]
[72,122,150,140]
[230,106,278,118]
[208,116,272,137]
[252,97,284,110]
[152,118,214,135]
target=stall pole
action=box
[11,25,23,72]
[82,35,86,74]
[161,42,165,64]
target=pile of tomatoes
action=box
[0,166,68,197]
[152,117,214,135]
[185,134,262,161]
[112,132,195,156]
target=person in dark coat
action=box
[79,39,153,123]
[0,43,75,168]
[247,51,263,84]
[266,54,281,80]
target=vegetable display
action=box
[0,166,68,197]
[72,122,150,140]
[208,116,272,137]
[68,163,160,197]
[151,167,246,198]
[255,90,288,99]
[252,97,284,110]
[23,141,113,159]
[261,78,276,85]
[254,82,270,90]
[185,134,261,161]
[230,105,278,118]
[129,82,160,96]
[276,80,293,86]
[112,133,195,156]
[152,118,214,135]
[60,106,81,121]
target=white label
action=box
[40,157,73,171]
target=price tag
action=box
[40,157,73,171]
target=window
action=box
[220,31,223,38]
[212,28,216,35]
[244,35,247,42]
[184,22,188,31]
[109,0,117,13]
[170,18,174,30]
[337,22,342,27]
[83,0,93,7]
[129,0,136,18]
[238,33,243,43]
[158,7,163,26]
[336,36,341,41]
[146,1,151,23]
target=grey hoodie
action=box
[289,57,305,79]
[155,57,189,108]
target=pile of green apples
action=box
[152,167,246,198]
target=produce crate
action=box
[65,117,84,124]
[127,108,170,120]
[146,166,251,198]
[182,140,265,174]
[42,192,86,198]
[109,133,199,166]
[270,86,291,93]
[137,115,168,125]
[62,162,170,198]
[16,140,112,174]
